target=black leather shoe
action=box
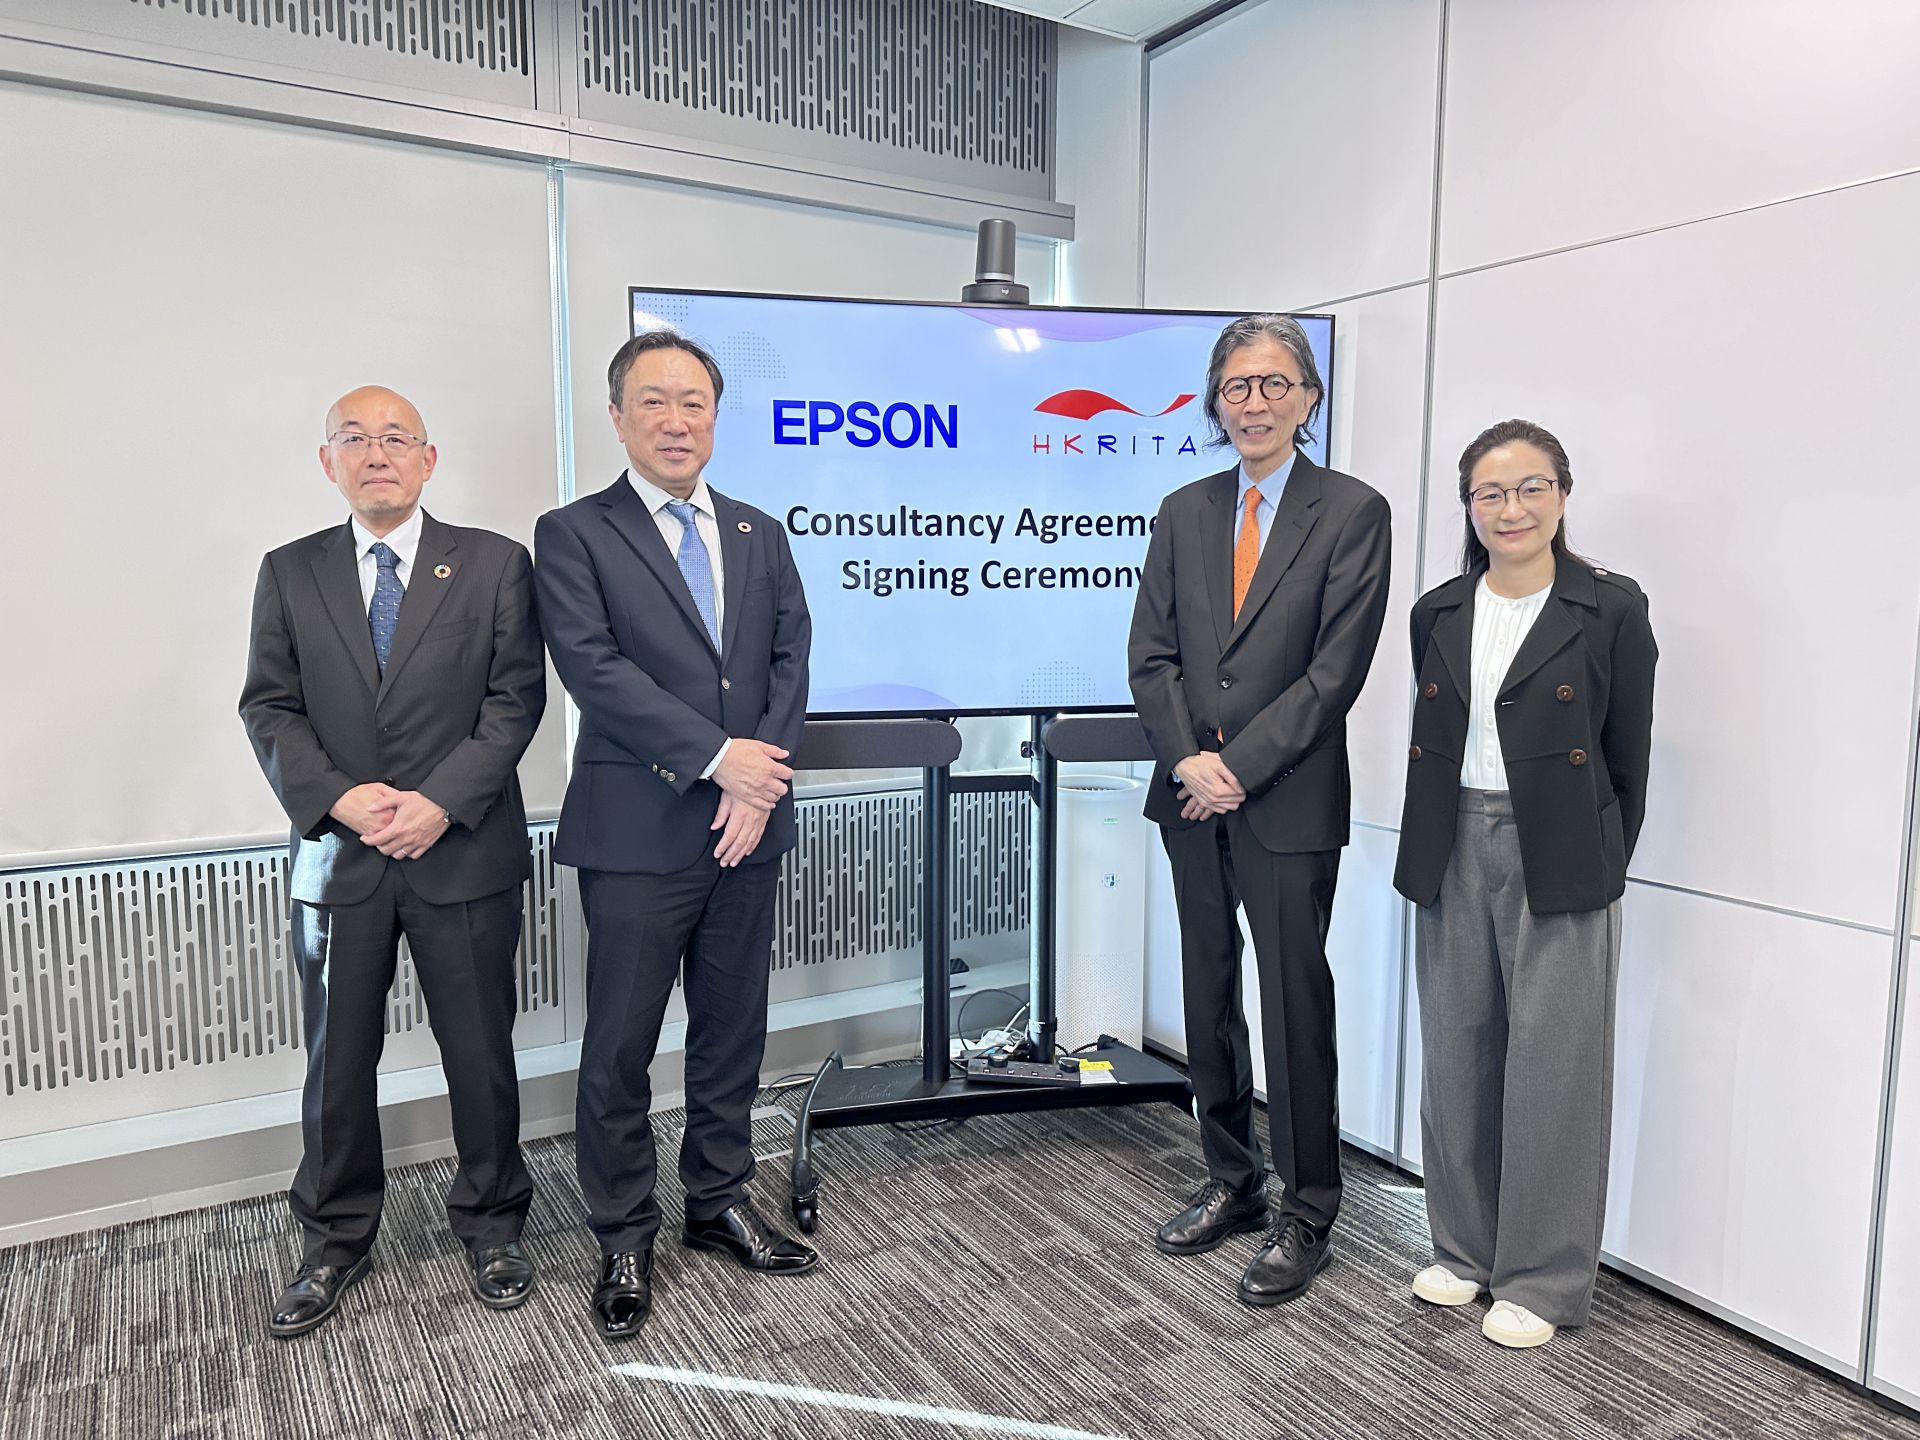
[469,1242,535,1310]
[591,1250,653,1340]
[268,1254,373,1338]
[1238,1218,1332,1306]
[682,1199,818,1274]
[1154,1178,1271,1255]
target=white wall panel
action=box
[562,170,1055,502]
[0,81,566,866]
[1439,0,1920,273]
[1869,937,1920,1402]
[1606,888,1891,1369]
[1424,173,1920,930]
[1057,27,1147,309]
[1323,282,1429,832]
[1145,0,1441,310]
[1322,824,1406,1153]
[1400,951,1425,1169]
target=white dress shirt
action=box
[626,469,731,780]
[1461,573,1551,791]
[351,507,423,609]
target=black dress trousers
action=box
[288,863,533,1266]
[574,854,781,1254]
[1162,808,1343,1234]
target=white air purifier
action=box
[1054,772,1149,1051]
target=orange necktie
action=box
[1232,484,1263,617]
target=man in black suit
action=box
[1128,315,1391,1306]
[533,332,813,1341]
[240,386,547,1336]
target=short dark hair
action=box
[1202,313,1324,451]
[608,330,725,408]
[1456,418,1579,573]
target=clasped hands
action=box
[1175,752,1246,822]
[332,783,451,861]
[710,738,794,867]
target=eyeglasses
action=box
[1468,479,1560,510]
[1217,373,1308,405]
[328,431,426,455]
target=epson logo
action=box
[772,400,959,449]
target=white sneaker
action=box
[1411,1264,1483,1307]
[1482,1299,1556,1348]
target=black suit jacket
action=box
[1128,455,1393,853]
[1392,554,1657,914]
[239,512,547,906]
[533,474,811,875]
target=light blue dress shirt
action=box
[1235,450,1297,559]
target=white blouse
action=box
[1461,573,1552,791]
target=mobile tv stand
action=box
[786,713,1191,1234]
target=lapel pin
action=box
[737,520,752,533]
[433,564,452,579]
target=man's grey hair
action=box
[1202,313,1324,451]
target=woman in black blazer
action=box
[1392,419,1656,1348]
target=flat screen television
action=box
[629,288,1335,718]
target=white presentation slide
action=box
[631,289,1335,716]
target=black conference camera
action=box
[960,217,1029,305]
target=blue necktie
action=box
[368,541,404,673]
[665,500,719,648]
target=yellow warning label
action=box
[1077,1060,1115,1071]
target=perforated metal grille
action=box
[0,826,562,1100]
[0,0,541,106]
[774,786,1028,972]
[121,0,534,72]
[1,793,1024,1134]
[579,0,1053,177]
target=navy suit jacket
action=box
[533,474,811,874]
[239,512,546,906]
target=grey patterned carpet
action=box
[2,1087,1914,1440]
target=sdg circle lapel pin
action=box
[433,564,452,579]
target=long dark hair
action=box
[1201,313,1324,452]
[1456,418,1578,573]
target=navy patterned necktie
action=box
[368,541,404,672]
[665,500,720,648]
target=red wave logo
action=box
[1034,389,1197,421]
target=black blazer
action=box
[1392,554,1657,914]
[239,513,547,907]
[1127,455,1392,853]
[533,475,811,876]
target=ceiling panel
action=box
[982,0,1225,43]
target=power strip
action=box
[962,1057,1082,1088]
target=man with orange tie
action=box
[1128,314,1391,1307]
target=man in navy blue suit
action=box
[534,332,813,1340]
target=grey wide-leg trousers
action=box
[1414,788,1623,1328]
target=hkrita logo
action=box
[1034,389,1196,420]
[1031,389,1201,458]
